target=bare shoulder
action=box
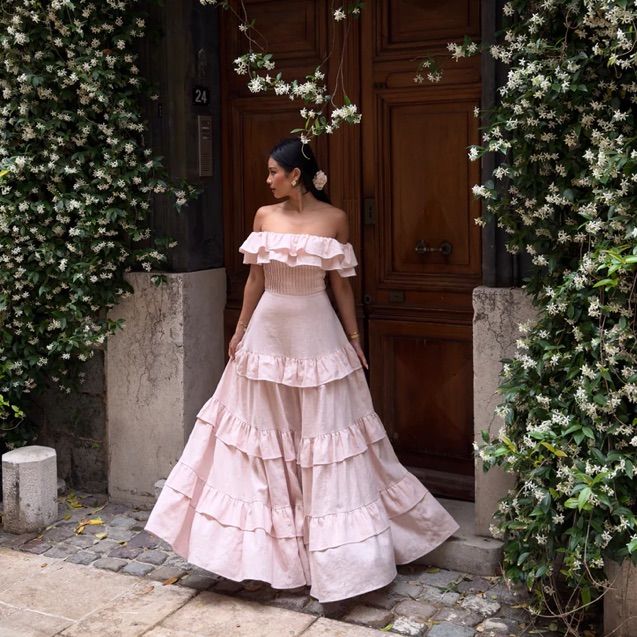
[321,205,349,242]
[253,204,278,231]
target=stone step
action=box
[413,498,503,576]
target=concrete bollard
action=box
[2,445,58,533]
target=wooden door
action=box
[220,0,481,500]
[361,1,481,500]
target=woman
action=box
[145,137,459,603]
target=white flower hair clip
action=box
[313,170,328,191]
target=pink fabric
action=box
[145,231,459,603]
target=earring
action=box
[291,180,297,187]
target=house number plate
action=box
[193,85,210,106]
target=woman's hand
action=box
[350,339,368,370]
[228,328,245,360]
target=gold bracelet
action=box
[236,320,248,332]
[348,331,360,340]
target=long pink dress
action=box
[145,230,459,603]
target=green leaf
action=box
[578,487,592,510]
[541,442,567,457]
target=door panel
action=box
[369,319,474,499]
[382,93,481,279]
[362,0,481,500]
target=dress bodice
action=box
[239,231,358,296]
[263,261,326,295]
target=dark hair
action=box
[269,137,330,204]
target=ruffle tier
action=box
[232,343,362,387]
[195,395,387,466]
[239,231,358,277]
[157,459,429,551]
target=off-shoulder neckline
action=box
[250,229,351,246]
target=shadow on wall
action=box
[25,351,107,494]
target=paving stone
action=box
[319,599,352,619]
[121,561,155,576]
[130,509,151,521]
[20,539,52,554]
[476,617,520,634]
[416,569,463,589]
[359,589,401,610]
[109,515,136,529]
[138,549,168,565]
[418,585,460,606]
[148,565,186,582]
[427,622,475,637]
[214,578,244,594]
[93,557,127,572]
[497,604,530,622]
[65,550,99,565]
[457,577,491,594]
[97,502,131,517]
[303,598,324,615]
[65,535,97,549]
[82,523,109,536]
[89,539,122,555]
[43,545,79,559]
[179,573,218,590]
[107,545,142,559]
[342,605,393,628]
[393,600,436,622]
[485,583,526,605]
[433,607,482,627]
[127,530,160,549]
[460,595,501,617]
[189,566,219,580]
[270,592,311,612]
[388,580,423,599]
[236,585,277,602]
[391,616,426,636]
[105,527,136,542]
[41,526,76,542]
[77,493,108,507]
[0,531,38,547]
[164,555,193,570]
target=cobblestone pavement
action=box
[0,491,602,636]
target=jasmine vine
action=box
[199,0,364,142]
[0,0,195,447]
[468,1,637,631]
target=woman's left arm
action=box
[329,212,368,369]
[329,270,368,370]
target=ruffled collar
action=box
[239,230,357,277]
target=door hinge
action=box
[363,198,377,225]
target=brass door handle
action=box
[415,240,453,256]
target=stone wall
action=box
[473,286,536,536]
[28,352,108,493]
[106,269,226,507]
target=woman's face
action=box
[266,157,297,199]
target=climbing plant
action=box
[467,1,637,632]
[0,0,195,447]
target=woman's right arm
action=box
[228,264,264,359]
[228,209,267,359]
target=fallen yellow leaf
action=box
[94,532,108,540]
[162,576,181,586]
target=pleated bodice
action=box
[263,261,326,295]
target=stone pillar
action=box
[106,268,226,506]
[604,559,637,636]
[2,446,58,533]
[473,286,536,536]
